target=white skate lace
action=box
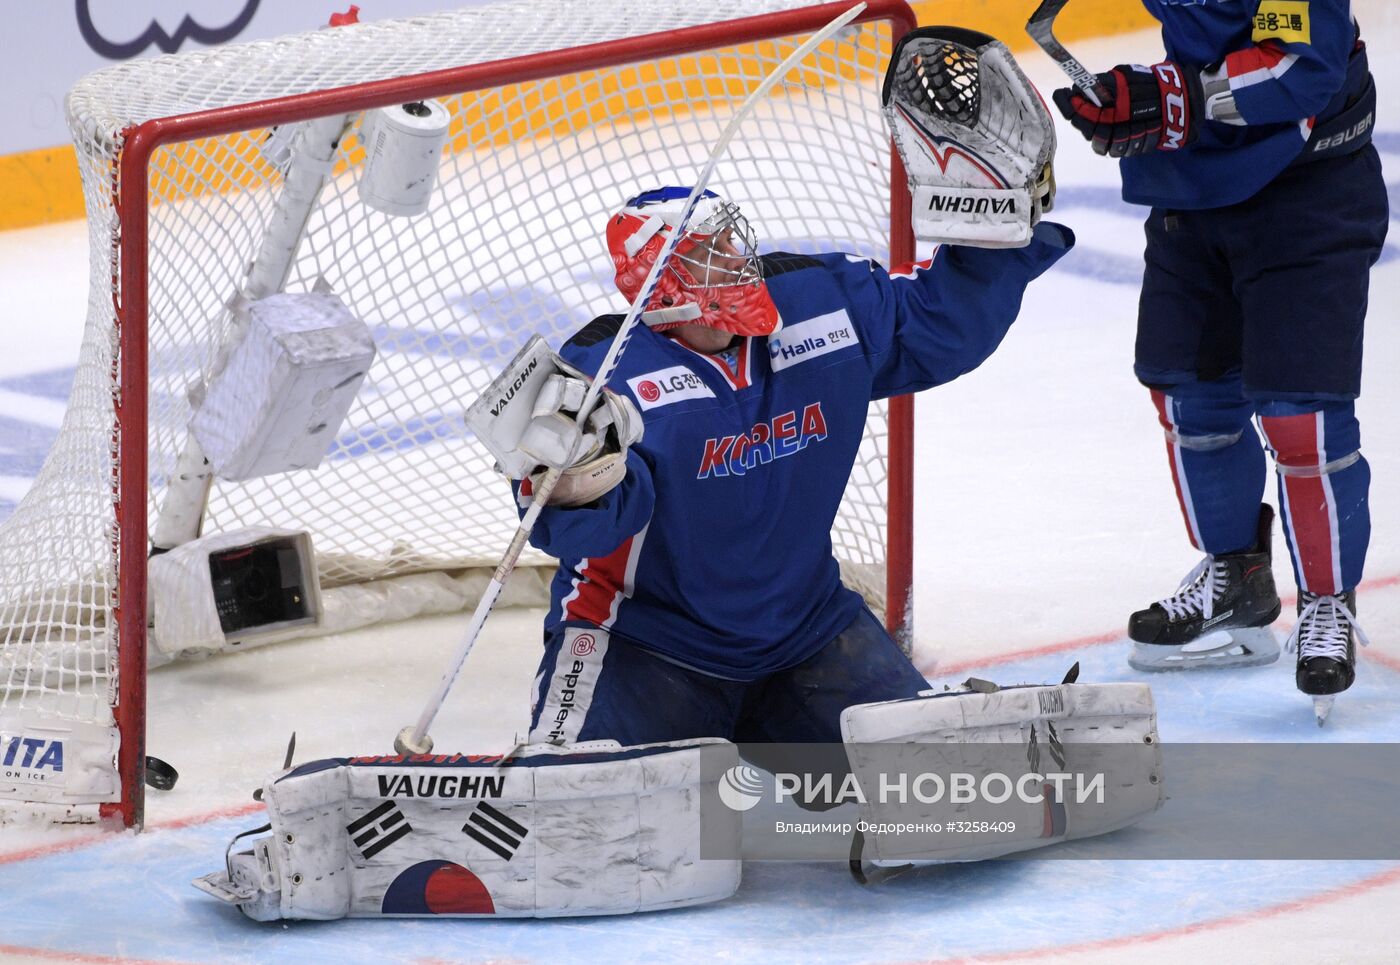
[1284,594,1371,660]
[1157,557,1229,621]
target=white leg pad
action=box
[841,682,1163,863]
[193,739,740,919]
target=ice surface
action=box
[2,9,1400,962]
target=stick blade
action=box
[1024,0,1109,107]
[1025,0,1071,39]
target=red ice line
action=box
[921,572,1400,678]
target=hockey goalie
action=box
[194,26,1163,921]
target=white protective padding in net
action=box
[0,1,904,743]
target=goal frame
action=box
[108,0,917,828]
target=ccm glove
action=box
[1052,62,1202,158]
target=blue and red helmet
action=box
[605,187,780,337]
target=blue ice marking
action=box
[0,367,76,400]
[328,411,470,461]
[0,415,61,479]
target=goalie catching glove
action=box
[882,26,1056,248]
[466,336,642,507]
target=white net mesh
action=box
[0,1,902,759]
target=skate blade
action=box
[1313,695,1336,727]
[1128,627,1281,673]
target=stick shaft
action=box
[1026,0,1111,108]
[400,2,868,751]
[404,470,559,748]
[576,2,867,419]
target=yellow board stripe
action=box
[909,0,1153,49]
[0,146,88,227]
[143,37,885,212]
[0,1,1153,232]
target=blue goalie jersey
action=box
[518,225,1072,680]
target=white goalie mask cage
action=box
[673,200,763,289]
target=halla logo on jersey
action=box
[697,403,828,479]
[771,333,848,362]
[767,310,860,372]
[1,734,63,783]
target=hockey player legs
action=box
[1052,2,1387,721]
[1128,150,1384,709]
[528,607,928,747]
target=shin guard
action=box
[1258,401,1370,595]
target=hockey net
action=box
[0,0,915,826]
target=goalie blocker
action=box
[466,336,643,507]
[883,26,1057,248]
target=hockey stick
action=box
[394,1,869,755]
[1025,0,1111,108]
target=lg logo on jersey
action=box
[626,366,716,410]
[77,1,262,60]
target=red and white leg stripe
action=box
[1152,390,1205,551]
[1259,412,1343,595]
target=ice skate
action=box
[1286,591,1368,726]
[1128,506,1282,672]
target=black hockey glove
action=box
[1052,62,1202,158]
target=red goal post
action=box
[5,0,917,829]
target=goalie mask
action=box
[883,26,1056,248]
[606,187,780,336]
